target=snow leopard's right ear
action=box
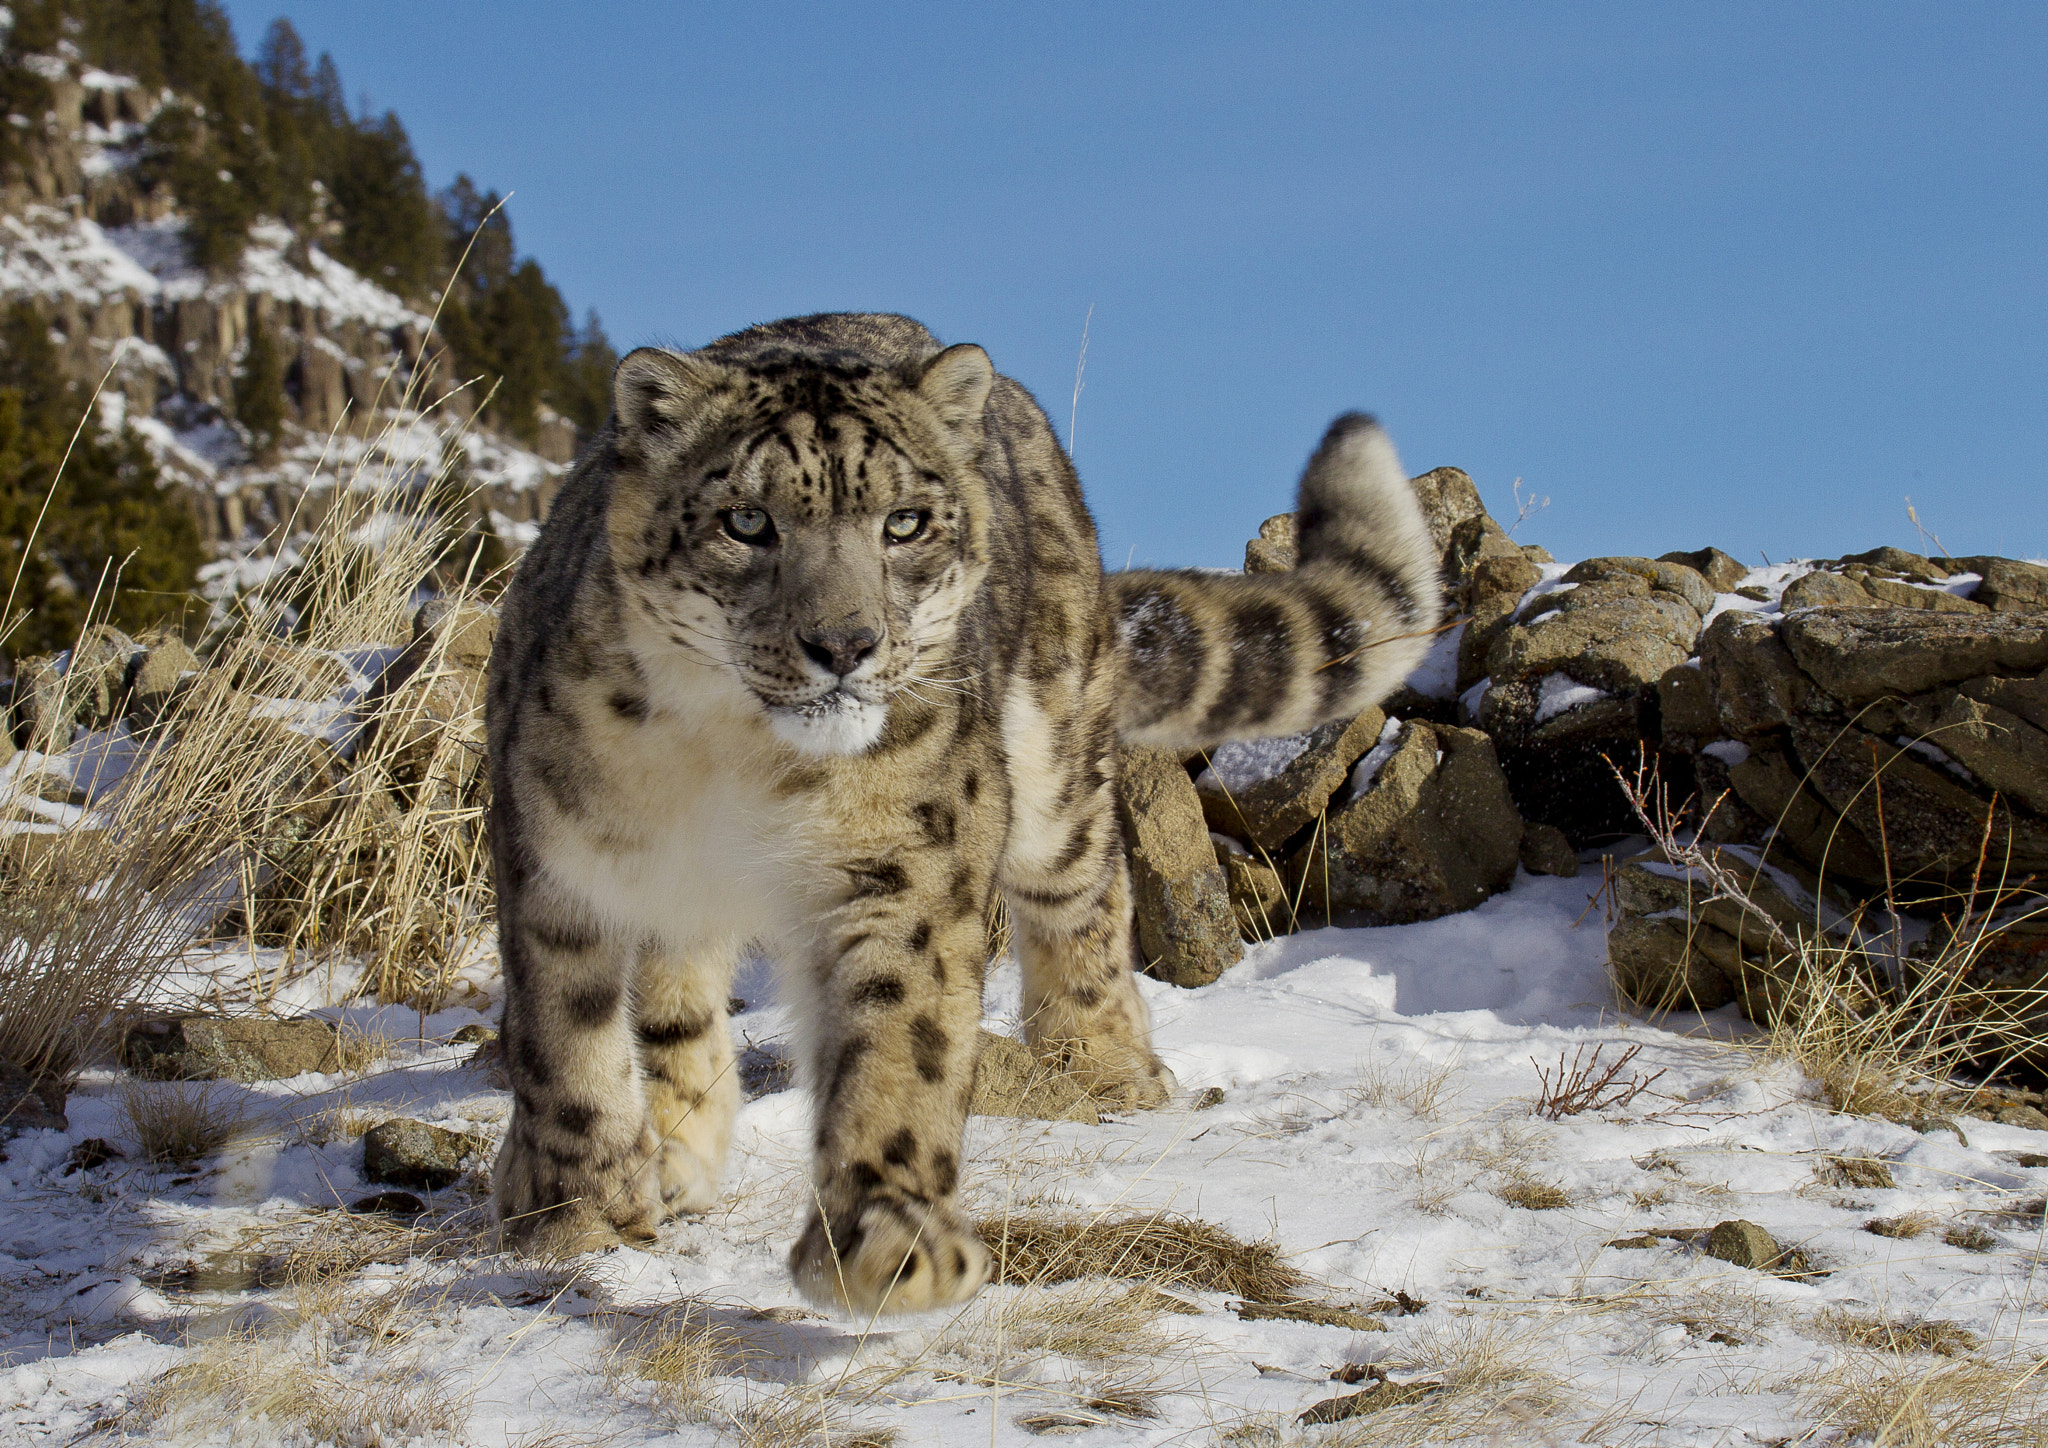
[613,347,731,460]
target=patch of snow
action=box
[1198,732,1313,793]
[1534,671,1609,724]
[1458,674,1490,721]
[1900,734,1975,783]
[1700,739,1751,767]
[1402,619,1463,700]
[1345,715,1406,798]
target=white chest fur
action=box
[534,653,806,952]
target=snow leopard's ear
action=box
[916,344,993,435]
[613,347,731,459]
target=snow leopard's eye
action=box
[723,507,774,544]
[883,509,926,542]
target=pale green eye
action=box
[884,509,925,541]
[724,508,773,543]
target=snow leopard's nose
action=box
[797,624,880,677]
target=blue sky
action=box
[220,2,2048,572]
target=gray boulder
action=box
[1117,746,1243,987]
[1290,722,1523,924]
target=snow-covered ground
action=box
[3,867,2043,1446]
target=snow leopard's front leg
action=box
[789,853,997,1315]
[634,938,743,1215]
[494,892,661,1257]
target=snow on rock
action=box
[1534,670,1610,723]
[1197,732,1313,793]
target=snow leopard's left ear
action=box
[613,347,733,460]
[917,344,993,435]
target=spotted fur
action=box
[487,313,1439,1313]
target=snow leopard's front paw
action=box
[493,1111,661,1258]
[1038,1032,1177,1111]
[790,1188,991,1316]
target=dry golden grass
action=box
[1815,1306,1980,1358]
[1865,1210,1936,1240]
[1350,1051,1462,1121]
[1800,1352,2048,1447]
[979,1211,1307,1299]
[1497,1178,1570,1211]
[1610,750,2048,1127]
[120,1080,256,1165]
[601,1302,753,1427]
[119,1283,468,1446]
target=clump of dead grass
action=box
[1801,1352,2048,1447]
[1815,1306,1980,1358]
[1497,1179,1570,1211]
[121,1080,256,1165]
[1350,1051,1461,1120]
[1610,751,2048,1125]
[1865,1210,1935,1239]
[118,1285,468,1446]
[979,1211,1307,1300]
[601,1302,753,1427]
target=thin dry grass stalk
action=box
[979,1211,1307,1300]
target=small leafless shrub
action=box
[1531,1042,1664,1120]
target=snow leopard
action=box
[486,312,1440,1313]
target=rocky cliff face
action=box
[0,49,568,554]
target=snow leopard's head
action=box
[604,337,995,756]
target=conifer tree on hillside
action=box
[0,308,204,657]
[439,175,618,445]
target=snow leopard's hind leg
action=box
[998,670,1174,1111]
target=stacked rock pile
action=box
[1118,469,2048,1034]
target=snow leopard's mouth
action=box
[763,688,889,756]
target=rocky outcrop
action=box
[122,1015,341,1081]
[0,55,565,554]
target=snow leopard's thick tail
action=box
[1109,413,1441,752]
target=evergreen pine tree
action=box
[0,307,203,657]
[233,322,287,462]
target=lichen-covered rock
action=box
[1243,513,1298,574]
[1697,611,1813,738]
[1895,691,2048,817]
[123,1015,341,1082]
[124,633,200,726]
[1564,556,1716,618]
[1517,821,1580,878]
[1486,591,1702,696]
[1116,746,1242,987]
[361,1118,485,1190]
[1291,722,1523,924]
[1606,914,1738,1012]
[1659,547,1749,592]
[1962,557,2048,615]
[1216,846,1288,938]
[1706,1219,1782,1271]
[1779,608,2048,706]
